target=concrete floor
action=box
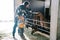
[0,22,30,40]
[24,27,49,40]
[0,21,49,40]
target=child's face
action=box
[26,4,30,8]
[18,16,24,21]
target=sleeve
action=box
[16,6,22,16]
[16,6,27,16]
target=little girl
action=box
[18,16,25,39]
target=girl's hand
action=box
[18,16,24,21]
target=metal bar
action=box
[25,21,50,29]
[26,23,50,33]
[26,18,50,24]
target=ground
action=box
[24,27,49,40]
[0,21,49,40]
[0,22,30,40]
